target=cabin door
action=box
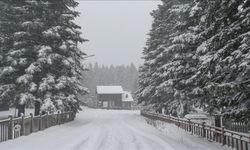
[103,101,108,108]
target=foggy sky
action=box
[75,1,161,67]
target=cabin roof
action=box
[97,86,124,94]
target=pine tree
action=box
[137,0,250,121]
[0,1,18,110]
[0,0,35,115]
[161,0,204,116]
[193,0,250,121]
[137,0,197,116]
[1,0,88,115]
[137,1,176,109]
[34,0,88,113]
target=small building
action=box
[122,91,134,109]
[97,86,124,109]
[96,86,134,109]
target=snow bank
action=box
[145,119,228,150]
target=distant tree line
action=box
[82,63,139,103]
[0,0,87,116]
[137,0,250,121]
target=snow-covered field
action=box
[0,108,228,150]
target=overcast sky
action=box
[75,1,161,67]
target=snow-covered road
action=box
[0,108,227,150]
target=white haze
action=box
[75,1,161,67]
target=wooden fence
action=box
[0,111,75,143]
[224,120,250,133]
[141,111,250,150]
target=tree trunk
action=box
[34,101,41,116]
[17,104,25,117]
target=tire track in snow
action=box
[121,117,174,150]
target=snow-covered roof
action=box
[96,86,124,94]
[122,91,134,102]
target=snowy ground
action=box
[0,108,228,150]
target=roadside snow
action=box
[0,108,228,150]
[148,120,228,150]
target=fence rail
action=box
[224,121,250,133]
[141,111,250,150]
[0,111,75,143]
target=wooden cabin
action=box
[97,86,123,109]
[96,86,134,110]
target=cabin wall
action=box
[122,102,132,109]
[98,94,122,108]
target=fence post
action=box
[221,126,225,145]
[188,119,191,132]
[21,115,25,136]
[46,112,49,128]
[38,113,41,131]
[30,113,33,133]
[57,111,60,125]
[71,112,73,121]
[202,122,206,137]
[8,115,13,140]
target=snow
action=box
[172,33,197,43]
[184,113,208,120]
[41,97,55,112]
[151,120,228,150]
[38,75,55,92]
[29,82,37,92]
[171,4,190,13]
[14,31,28,38]
[38,45,52,57]
[96,86,124,94]
[19,58,27,65]
[1,66,15,75]
[16,74,32,84]
[25,63,41,74]
[190,2,201,17]
[0,108,228,150]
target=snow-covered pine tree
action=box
[0,1,18,110]
[211,0,250,120]
[152,1,190,116]
[137,1,173,110]
[194,0,250,121]
[193,0,240,114]
[160,0,208,117]
[0,0,36,115]
[34,0,88,113]
[137,0,196,116]
[1,0,88,115]
[138,0,196,116]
